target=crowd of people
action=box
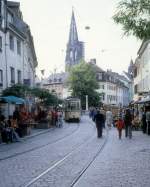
[89,106,150,139]
[0,105,63,144]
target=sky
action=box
[17,0,141,77]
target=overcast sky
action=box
[18,0,141,77]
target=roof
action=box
[89,63,104,73]
[43,72,69,85]
[135,97,150,104]
[137,40,150,57]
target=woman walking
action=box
[116,117,124,139]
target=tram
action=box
[64,97,81,122]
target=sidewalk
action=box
[75,128,150,187]
[0,126,55,146]
[22,127,55,140]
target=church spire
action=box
[69,10,78,44]
[65,10,84,71]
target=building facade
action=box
[134,40,150,101]
[43,72,71,99]
[0,0,37,93]
[89,60,130,107]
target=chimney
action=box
[89,58,96,65]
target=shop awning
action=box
[0,96,25,104]
[135,98,150,104]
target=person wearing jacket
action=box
[116,117,124,139]
[94,110,105,138]
[124,109,132,139]
[146,107,150,135]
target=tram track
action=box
[0,117,95,162]
[0,123,80,161]
[70,131,109,187]
[24,129,109,187]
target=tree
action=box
[113,0,150,40]
[2,84,30,98]
[68,61,101,108]
[2,84,61,107]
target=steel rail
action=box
[24,133,96,187]
[70,131,109,187]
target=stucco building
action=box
[43,72,70,99]
[134,40,150,101]
[89,59,130,107]
[0,0,37,93]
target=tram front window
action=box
[68,102,80,110]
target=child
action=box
[116,118,124,139]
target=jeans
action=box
[125,125,132,139]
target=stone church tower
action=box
[65,10,84,71]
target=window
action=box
[134,84,138,94]
[10,67,15,84]
[17,70,21,84]
[134,67,137,78]
[8,12,14,24]
[9,35,14,51]
[99,84,104,89]
[0,69,3,86]
[17,40,21,55]
[0,36,2,52]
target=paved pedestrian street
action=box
[75,129,150,187]
[0,116,150,187]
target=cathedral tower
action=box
[65,10,84,71]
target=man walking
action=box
[124,109,132,139]
[94,110,105,138]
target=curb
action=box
[21,127,55,141]
[0,127,56,146]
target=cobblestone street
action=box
[75,128,150,187]
[0,116,150,187]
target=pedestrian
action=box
[91,108,97,122]
[142,108,147,134]
[47,109,52,127]
[106,109,113,129]
[116,117,124,139]
[146,107,150,135]
[57,110,63,128]
[94,110,105,138]
[124,108,132,139]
